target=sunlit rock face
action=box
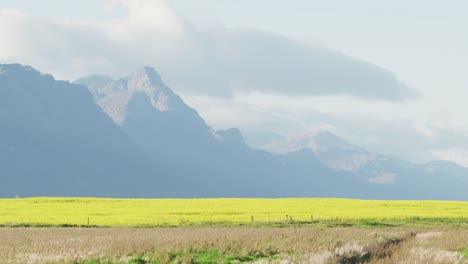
[81,67,189,125]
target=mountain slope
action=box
[263,131,411,182]
[78,68,352,197]
[3,63,466,199]
[76,67,468,199]
[0,64,167,197]
[263,131,468,199]
[77,67,220,161]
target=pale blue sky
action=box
[1,0,468,165]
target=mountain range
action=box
[1,63,467,199]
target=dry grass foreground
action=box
[1,227,467,264]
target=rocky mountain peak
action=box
[77,66,188,124]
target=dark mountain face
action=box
[0,64,170,197]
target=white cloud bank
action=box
[432,149,468,167]
[7,0,466,166]
[185,92,468,167]
[0,0,416,101]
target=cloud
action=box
[0,0,416,101]
[183,95,301,147]
[195,30,417,100]
[122,0,183,32]
[432,149,468,167]
[187,93,468,165]
[317,115,468,165]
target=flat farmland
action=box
[1,198,468,227]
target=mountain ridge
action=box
[0,63,171,197]
[0,63,466,199]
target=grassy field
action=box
[1,227,467,263]
[1,198,468,227]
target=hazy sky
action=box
[1,0,468,165]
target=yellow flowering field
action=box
[1,198,467,227]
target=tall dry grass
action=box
[0,227,466,263]
[375,228,468,264]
